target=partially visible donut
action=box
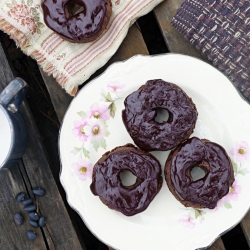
[165,137,234,209]
[90,144,163,216]
[42,0,112,43]
[122,79,198,151]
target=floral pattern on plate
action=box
[70,81,126,181]
[59,54,250,250]
[180,141,250,228]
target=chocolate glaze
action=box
[122,79,198,151]
[166,137,234,209]
[90,144,163,216]
[42,0,111,42]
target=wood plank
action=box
[241,212,250,247]
[108,23,148,64]
[39,69,72,124]
[40,23,149,123]
[0,166,47,250]
[154,0,206,60]
[207,238,225,250]
[0,43,85,249]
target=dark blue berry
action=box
[38,216,46,227]
[24,204,36,212]
[22,198,33,206]
[15,192,25,202]
[26,230,36,240]
[28,212,39,221]
[32,188,45,197]
[13,213,24,225]
[29,220,39,228]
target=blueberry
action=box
[22,198,33,206]
[24,204,37,212]
[26,230,36,240]
[28,212,39,221]
[32,188,45,197]
[13,213,24,226]
[38,216,46,227]
[15,192,25,202]
[29,220,39,228]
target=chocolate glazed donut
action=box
[165,137,234,209]
[90,144,163,216]
[42,0,112,43]
[122,79,198,151]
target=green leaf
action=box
[6,3,13,8]
[108,102,116,118]
[194,209,203,219]
[37,22,45,28]
[93,141,99,151]
[224,202,232,209]
[100,139,107,150]
[105,92,113,102]
[82,147,90,158]
[77,111,86,117]
[194,209,201,219]
[239,170,246,176]
[232,161,238,174]
[36,28,41,34]
[12,0,17,5]
[74,147,82,152]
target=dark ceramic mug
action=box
[0,78,28,169]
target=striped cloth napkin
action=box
[0,0,163,95]
[172,0,250,102]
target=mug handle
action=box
[0,78,28,113]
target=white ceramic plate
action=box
[59,54,250,250]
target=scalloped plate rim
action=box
[59,53,250,250]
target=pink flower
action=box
[72,118,88,142]
[224,181,241,202]
[179,215,195,229]
[230,141,250,162]
[72,159,93,181]
[89,103,110,120]
[9,4,31,19]
[85,118,109,143]
[107,81,125,93]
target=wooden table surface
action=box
[0,0,249,249]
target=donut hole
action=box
[190,166,207,182]
[119,170,137,187]
[154,108,173,123]
[65,1,85,18]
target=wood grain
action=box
[241,212,250,247]
[206,238,225,250]
[40,23,148,123]
[154,0,206,60]
[0,167,47,250]
[0,43,84,249]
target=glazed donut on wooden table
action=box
[165,137,234,209]
[42,0,112,43]
[90,144,163,216]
